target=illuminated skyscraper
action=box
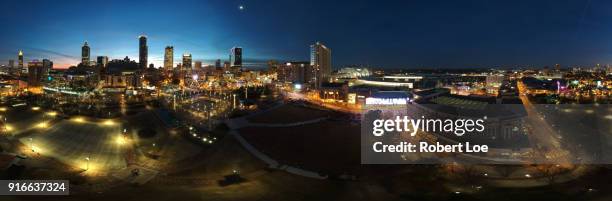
[164,46,174,71]
[139,35,148,69]
[182,53,192,69]
[18,50,24,69]
[310,42,331,88]
[230,47,242,70]
[81,42,90,65]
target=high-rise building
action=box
[223,61,230,72]
[215,59,221,69]
[27,60,44,86]
[164,46,174,71]
[8,60,14,68]
[42,59,53,78]
[230,47,242,69]
[278,61,309,83]
[81,41,90,65]
[194,61,202,70]
[97,56,108,68]
[139,35,148,69]
[17,50,23,71]
[182,53,192,69]
[310,42,331,88]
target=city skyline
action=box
[2,0,612,69]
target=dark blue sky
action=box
[1,0,611,69]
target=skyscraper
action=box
[8,60,14,68]
[215,59,221,69]
[194,61,202,70]
[27,60,43,87]
[97,56,108,68]
[310,42,331,88]
[18,50,24,69]
[81,41,90,65]
[182,53,192,69]
[164,46,174,71]
[42,59,53,77]
[139,35,148,69]
[230,47,242,70]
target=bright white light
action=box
[239,5,244,10]
[365,97,408,105]
[103,120,115,126]
[115,136,127,145]
[37,122,47,128]
[72,117,85,123]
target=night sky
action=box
[0,0,611,69]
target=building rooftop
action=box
[371,91,411,99]
[430,96,488,110]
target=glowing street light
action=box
[103,119,115,126]
[115,135,127,145]
[233,94,237,109]
[28,138,34,152]
[36,122,47,128]
[31,107,40,111]
[72,117,84,123]
[85,156,90,171]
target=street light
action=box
[28,138,34,152]
[85,156,90,171]
[233,94,236,109]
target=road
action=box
[517,80,571,165]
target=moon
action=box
[238,5,245,11]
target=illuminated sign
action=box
[348,93,356,104]
[365,97,408,105]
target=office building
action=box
[82,41,90,65]
[97,56,108,68]
[164,46,174,71]
[42,59,53,78]
[230,47,242,70]
[96,56,108,68]
[182,53,192,69]
[139,35,148,69]
[18,50,24,74]
[215,59,221,69]
[194,61,202,70]
[27,60,44,86]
